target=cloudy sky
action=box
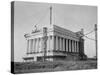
[14,1,97,62]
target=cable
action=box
[35,8,49,26]
[83,35,96,41]
[33,7,49,27]
[84,29,94,36]
[83,28,96,41]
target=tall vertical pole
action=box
[50,6,52,25]
[43,27,47,62]
[95,24,97,59]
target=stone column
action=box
[60,37,62,51]
[66,39,68,52]
[76,41,77,53]
[71,40,72,52]
[54,36,56,50]
[69,39,71,52]
[33,39,35,52]
[73,41,75,52]
[56,36,58,51]
[37,38,39,52]
[68,39,69,52]
[74,41,76,52]
[77,41,79,53]
[63,38,65,51]
[36,38,38,52]
[58,37,59,51]
[70,40,72,52]
[68,39,70,52]
[27,40,29,54]
[75,41,77,52]
[61,38,63,51]
[52,36,54,51]
[72,40,74,52]
[31,39,33,53]
[75,41,77,53]
[38,38,40,52]
[34,39,36,53]
[40,38,43,53]
[28,39,31,53]
[35,39,37,52]
[74,41,76,53]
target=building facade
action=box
[23,25,86,62]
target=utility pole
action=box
[50,6,52,25]
[95,24,97,59]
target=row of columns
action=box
[54,36,79,53]
[27,38,43,53]
[26,35,79,54]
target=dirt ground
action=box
[14,59,97,74]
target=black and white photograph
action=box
[11,1,97,74]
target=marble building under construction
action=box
[23,24,87,62]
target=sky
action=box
[14,1,97,62]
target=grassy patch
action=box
[14,60,97,74]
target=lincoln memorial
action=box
[23,25,87,62]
